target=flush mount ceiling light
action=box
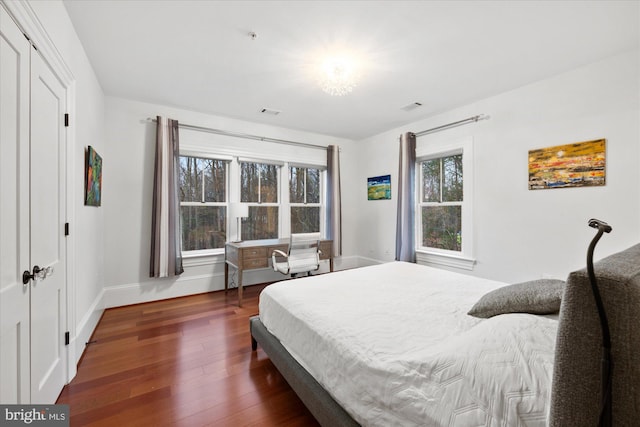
[318,56,360,96]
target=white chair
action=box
[272,233,322,278]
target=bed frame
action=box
[252,243,640,426]
[249,316,359,427]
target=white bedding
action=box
[259,261,558,427]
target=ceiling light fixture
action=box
[318,56,360,96]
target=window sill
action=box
[182,250,225,267]
[416,250,476,271]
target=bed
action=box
[250,246,640,426]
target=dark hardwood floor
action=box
[57,284,320,426]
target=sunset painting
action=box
[528,139,605,190]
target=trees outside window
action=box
[420,154,463,252]
[240,162,279,240]
[178,156,325,253]
[290,166,320,233]
[179,156,227,251]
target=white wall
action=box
[23,0,106,365]
[354,50,640,283]
[102,97,357,307]
[103,49,639,307]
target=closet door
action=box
[29,47,68,404]
[0,5,31,404]
[0,5,68,404]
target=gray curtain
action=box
[150,116,184,278]
[395,132,416,262]
[326,145,342,256]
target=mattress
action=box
[259,261,558,427]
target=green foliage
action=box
[178,159,322,247]
[420,154,463,252]
[422,205,462,251]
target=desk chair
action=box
[272,233,321,278]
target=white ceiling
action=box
[63,0,639,140]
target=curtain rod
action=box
[414,114,490,137]
[147,118,328,151]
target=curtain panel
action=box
[395,132,416,262]
[150,116,184,278]
[326,145,342,257]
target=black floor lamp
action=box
[586,218,613,427]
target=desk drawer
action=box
[267,244,288,256]
[242,247,267,259]
[243,257,268,269]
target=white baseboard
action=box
[66,288,104,382]
[103,255,364,309]
[103,272,226,309]
[73,288,105,361]
[353,256,386,267]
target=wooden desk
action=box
[225,238,334,307]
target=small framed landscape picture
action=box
[85,146,102,206]
[368,174,391,200]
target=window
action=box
[416,136,473,270]
[178,152,326,257]
[419,153,463,252]
[240,161,279,240]
[179,156,227,251]
[289,166,321,233]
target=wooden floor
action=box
[56,284,319,427]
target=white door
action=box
[29,46,68,404]
[0,5,68,404]
[0,5,31,404]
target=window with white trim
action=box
[416,137,474,269]
[289,166,321,233]
[240,161,280,240]
[420,153,463,251]
[178,150,326,256]
[178,156,227,251]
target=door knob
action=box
[23,265,41,284]
[22,265,52,284]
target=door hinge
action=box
[64,332,70,346]
[64,113,69,127]
[64,222,70,236]
[23,34,38,51]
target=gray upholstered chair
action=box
[272,233,321,278]
[550,243,640,426]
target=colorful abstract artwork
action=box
[528,139,605,190]
[85,146,102,206]
[368,174,391,200]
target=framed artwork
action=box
[368,174,391,200]
[85,146,102,206]
[528,139,605,190]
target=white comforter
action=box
[259,261,558,427]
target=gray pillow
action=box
[468,279,565,318]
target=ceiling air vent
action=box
[260,108,281,116]
[400,102,423,112]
